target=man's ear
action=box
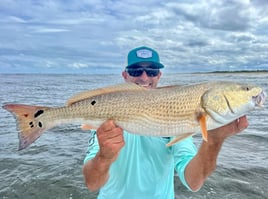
[157,71,162,80]
[122,71,128,80]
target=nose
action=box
[139,71,149,80]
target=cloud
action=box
[0,0,267,74]
[69,62,89,69]
[32,28,70,33]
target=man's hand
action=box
[207,115,249,145]
[83,120,124,191]
[97,120,125,163]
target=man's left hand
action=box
[207,115,249,145]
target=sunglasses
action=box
[126,68,160,77]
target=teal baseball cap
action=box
[126,46,164,69]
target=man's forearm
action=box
[184,117,247,191]
[184,139,224,191]
[83,152,112,191]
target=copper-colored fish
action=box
[2,81,266,150]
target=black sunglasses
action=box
[126,68,160,77]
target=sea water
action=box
[0,72,267,199]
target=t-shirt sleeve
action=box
[83,130,100,164]
[172,136,197,191]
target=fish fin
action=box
[166,133,194,147]
[2,104,51,150]
[199,114,208,142]
[81,124,97,130]
[156,85,180,89]
[67,83,146,106]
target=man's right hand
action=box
[83,120,124,191]
[97,120,125,163]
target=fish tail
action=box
[2,104,51,150]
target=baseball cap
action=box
[126,46,164,69]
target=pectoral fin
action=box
[81,124,97,130]
[199,114,208,142]
[166,133,194,147]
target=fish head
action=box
[201,82,266,124]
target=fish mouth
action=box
[253,91,267,107]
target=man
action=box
[83,46,248,198]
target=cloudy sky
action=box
[0,0,268,74]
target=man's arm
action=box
[184,116,249,191]
[83,120,125,191]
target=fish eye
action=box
[242,86,250,91]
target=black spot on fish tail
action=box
[34,110,44,118]
[38,122,42,128]
[91,100,96,106]
[29,121,34,128]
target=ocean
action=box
[0,72,267,199]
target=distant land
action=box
[208,69,268,73]
[1,69,267,75]
[192,69,268,74]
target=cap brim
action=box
[126,61,164,69]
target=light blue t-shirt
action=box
[84,131,197,199]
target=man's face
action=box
[122,63,162,89]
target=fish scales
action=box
[40,82,214,136]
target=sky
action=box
[0,0,268,74]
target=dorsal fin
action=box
[156,85,181,89]
[66,83,146,106]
